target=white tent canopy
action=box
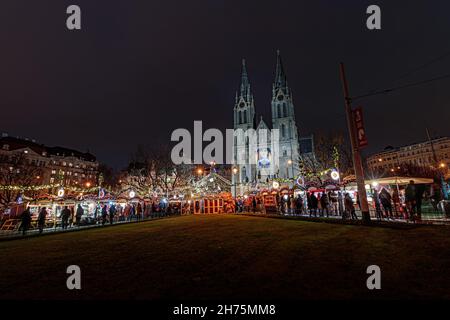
[366,176,433,186]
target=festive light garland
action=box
[0,183,100,193]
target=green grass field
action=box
[1,214,449,300]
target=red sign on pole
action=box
[352,107,368,148]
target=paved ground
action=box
[1,214,449,300]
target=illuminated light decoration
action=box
[330,170,340,181]
[272,181,280,189]
[365,184,371,190]
[129,191,136,198]
[372,181,379,187]
[244,195,248,199]
[98,188,105,198]
[209,178,214,182]
[57,188,65,197]
[162,198,168,204]
[188,200,191,204]
[296,176,305,186]
[283,194,289,200]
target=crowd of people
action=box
[372,180,445,222]
[13,181,448,236]
[16,200,187,236]
[234,191,360,220]
[233,180,447,222]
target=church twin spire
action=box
[235,51,290,107]
[235,59,253,105]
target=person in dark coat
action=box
[373,190,383,221]
[252,197,257,213]
[405,180,416,221]
[296,196,303,215]
[136,203,142,221]
[109,204,116,225]
[37,207,47,234]
[344,193,357,220]
[338,192,344,216]
[20,207,32,235]
[415,184,425,221]
[101,205,108,225]
[380,188,394,219]
[75,204,84,226]
[61,206,71,230]
[320,192,330,217]
[309,193,318,217]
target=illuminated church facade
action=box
[232,51,303,189]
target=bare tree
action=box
[126,145,194,197]
[298,131,353,185]
[0,154,43,210]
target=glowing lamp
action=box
[330,170,340,181]
[129,191,136,198]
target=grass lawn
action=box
[0,214,449,300]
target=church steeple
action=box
[238,59,252,103]
[234,58,255,129]
[274,50,288,90]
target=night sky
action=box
[1,0,450,168]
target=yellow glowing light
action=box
[330,170,340,181]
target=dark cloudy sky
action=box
[1,0,449,168]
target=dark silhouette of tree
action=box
[0,154,43,210]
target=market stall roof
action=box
[365,176,433,185]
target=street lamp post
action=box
[232,167,238,197]
[287,159,293,180]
